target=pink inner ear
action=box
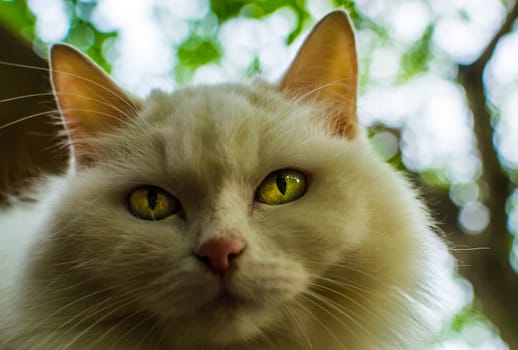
[50,44,140,166]
[280,11,359,138]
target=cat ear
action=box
[280,11,358,138]
[50,44,140,165]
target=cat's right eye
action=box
[128,186,180,220]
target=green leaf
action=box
[175,34,222,83]
[398,24,434,82]
[177,35,222,69]
[246,55,262,76]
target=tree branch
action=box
[471,0,518,72]
[453,1,518,347]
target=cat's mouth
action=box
[202,282,258,314]
[213,292,243,307]
[211,285,249,305]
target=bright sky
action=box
[26,0,515,348]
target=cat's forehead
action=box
[143,82,288,129]
[138,83,313,166]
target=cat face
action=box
[47,81,379,344]
[36,11,447,348]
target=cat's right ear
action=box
[50,44,140,166]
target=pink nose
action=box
[195,237,246,274]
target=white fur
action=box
[0,81,452,349]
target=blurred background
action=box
[0,0,517,348]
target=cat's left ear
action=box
[50,44,140,164]
[280,11,358,138]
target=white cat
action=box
[0,11,452,349]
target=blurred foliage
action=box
[0,0,115,70]
[66,1,116,71]
[0,0,35,40]
[210,0,309,43]
[0,0,425,87]
[176,34,222,83]
[0,0,312,82]
[399,24,434,82]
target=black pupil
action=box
[276,174,287,195]
[147,189,159,210]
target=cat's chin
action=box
[175,287,283,346]
[195,297,280,346]
[158,297,278,347]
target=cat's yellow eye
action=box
[256,169,307,205]
[128,186,180,220]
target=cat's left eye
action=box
[128,186,180,220]
[255,169,307,205]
